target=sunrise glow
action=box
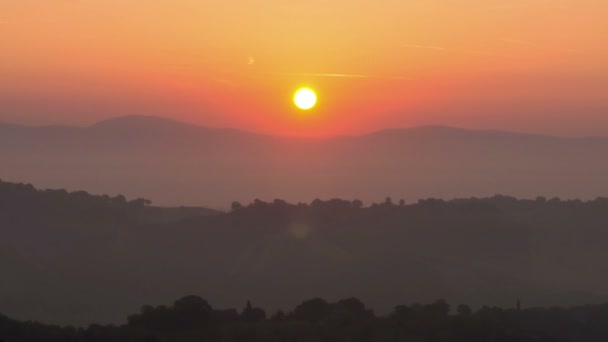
[294,88,317,110]
[3,2,608,334]
[0,0,607,137]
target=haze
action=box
[5,2,608,341]
[1,0,608,137]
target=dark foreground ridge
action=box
[3,179,608,325]
[2,295,608,341]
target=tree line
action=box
[2,295,608,341]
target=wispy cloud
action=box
[214,78,236,86]
[488,0,571,11]
[501,37,581,54]
[401,44,448,51]
[501,38,534,46]
[467,49,509,58]
[268,72,412,81]
[402,43,509,58]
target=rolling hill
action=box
[2,180,608,325]
[1,115,608,207]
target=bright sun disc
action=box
[294,88,317,110]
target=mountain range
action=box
[2,115,608,207]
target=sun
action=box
[294,88,317,110]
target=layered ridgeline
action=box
[2,115,608,207]
[2,180,608,325]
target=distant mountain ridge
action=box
[4,115,606,140]
[1,115,608,207]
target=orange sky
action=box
[1,0,607,136]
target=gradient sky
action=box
[1,0,607,136]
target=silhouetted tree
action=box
[7,296,608,341]
[457,304,472,316]
[291,298,331,324]
[231,201,243,211]
[241,300,266,322]
[270,310,286,322]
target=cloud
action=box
[501,37,581,54]
[402,42,509,58]
[501,38,534,46]
[488,1,570,11]
[467,49,509,58]
[269,72,411,81]
[401,44,448,51]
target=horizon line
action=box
[1,114,607,140]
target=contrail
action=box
[401,44,448,51]
[402,43,509,58]
[268,72,412,81]
[501,38,580,54]
[501,38,534,46]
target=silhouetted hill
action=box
[4,294,608,341]
[2,180,608,325]
[92,115,195,130]
[2,115,608,206]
